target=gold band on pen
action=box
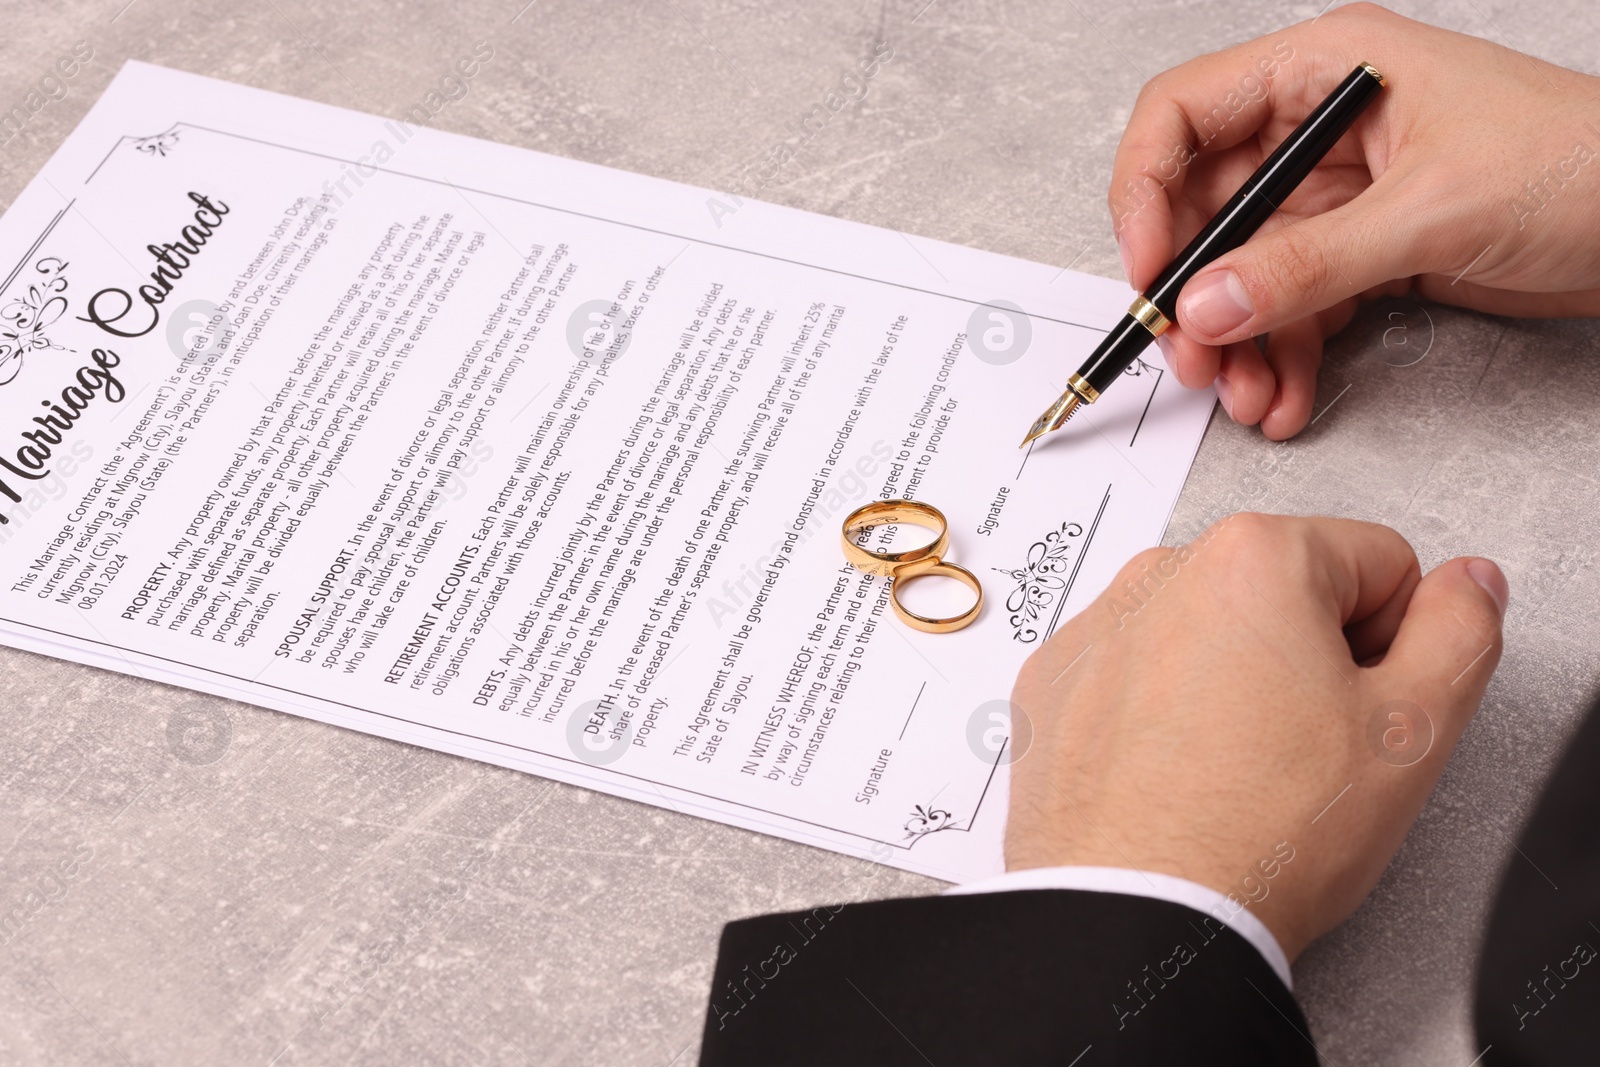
[1067,372,1100,404]
[1360,62,1386,87]
[1128,295,1171,338]
[840,500,950,577]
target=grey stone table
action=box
[3,1,1597,1063]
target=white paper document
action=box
[0,63,1213,881]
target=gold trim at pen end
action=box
[1128,295,1171,338]
[1360,62,1386,87]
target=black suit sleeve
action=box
[1478,699,1600,1066]
[699,889,1317,1066]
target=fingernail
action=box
[1155,334,1176,373]
[1466,558,1510,618]
[1118,234,1134,284]
[1181,270,1254,338]
[1214,374,1233,417]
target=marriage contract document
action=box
[0,63,1213,881]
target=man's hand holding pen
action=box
[1026,57,1384,445]
[1114,3,1600,439]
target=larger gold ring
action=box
[889,557,984,634]
[840,500,950,577]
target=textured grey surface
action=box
[2,1,1597,1064]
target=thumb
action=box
[1369,557,1508,732]
[1175,187,1423,345]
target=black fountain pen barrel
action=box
[1143,64,1386,318]
[1077,314,1155,398]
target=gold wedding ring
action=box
[889,556,984,634]
[840,499,950,577]
[840,499,983,633]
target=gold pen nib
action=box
[1019,389,1082,448]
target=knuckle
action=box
[1257,230,1331,300]
[1115,546,1174,583]
[1205,512,1298,568]
[1134,71,1169,104]
[1213,510,1280,546]
[1329,1,1390,22]
[1198,513,1242,544]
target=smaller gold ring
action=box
[841,500,950,577]
[1360,62,1386,88]
[1128,295,1172,337]
[889,557,984,634]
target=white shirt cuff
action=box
[944,865,1293,990]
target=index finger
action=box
[1109,13,1392,289]
[1208,513,1420,662]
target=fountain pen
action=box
[1021,61,1387,447]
